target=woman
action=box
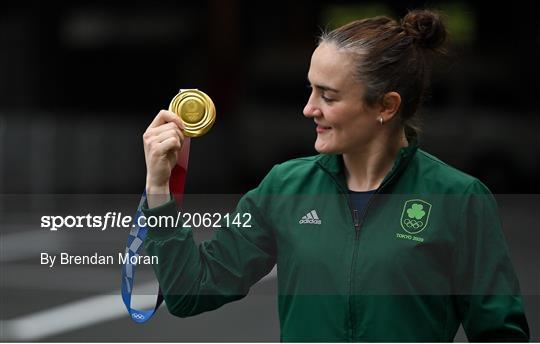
[141,10,530,342]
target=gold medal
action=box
[168,89,216,137]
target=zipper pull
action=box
[353,209,360,230]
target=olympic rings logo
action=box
[132,313,145,320]
[403,218,423,229]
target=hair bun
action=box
[401,9,446,50]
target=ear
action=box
[379,92,401,121]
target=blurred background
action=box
[1,0,539,195]
[1,0,539,342]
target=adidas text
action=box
[299,210,322,225]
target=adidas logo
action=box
[299,210,322,225]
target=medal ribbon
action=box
[121,137,191,323]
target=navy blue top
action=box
[348,189,376,220]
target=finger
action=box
[155,136,182,156]
[148,110,185,131]
[144,125,182,149]
[152,129,183,145]
[147,122,182,136]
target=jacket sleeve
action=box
[454,179,530,341]
[142,165,279,317]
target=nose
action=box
[303,92,321,118]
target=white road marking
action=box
[0,266,277,341]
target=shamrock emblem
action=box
[406,203,425,220]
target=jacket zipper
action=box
[353,209,360,238]
[346,195,374,341]
[317,151,411,341]
[347,207,361,340]
[344,162,407,341]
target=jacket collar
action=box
[315,138,418,192]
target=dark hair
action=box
[319,9,447,139]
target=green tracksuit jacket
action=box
[143,141,529,342]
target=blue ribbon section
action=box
[121,192,163,323]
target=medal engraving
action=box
[169,89,216,137]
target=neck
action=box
[343,128,408,192]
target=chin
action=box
[314,140,339,154]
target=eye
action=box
[321,95,334,103]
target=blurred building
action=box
[1,0,539,194]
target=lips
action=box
[316,124,331,134]
[315,121,331,128]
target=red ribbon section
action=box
[169,137,191,207]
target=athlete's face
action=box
[303,42,381,154]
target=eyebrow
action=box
[307,77,339,93]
